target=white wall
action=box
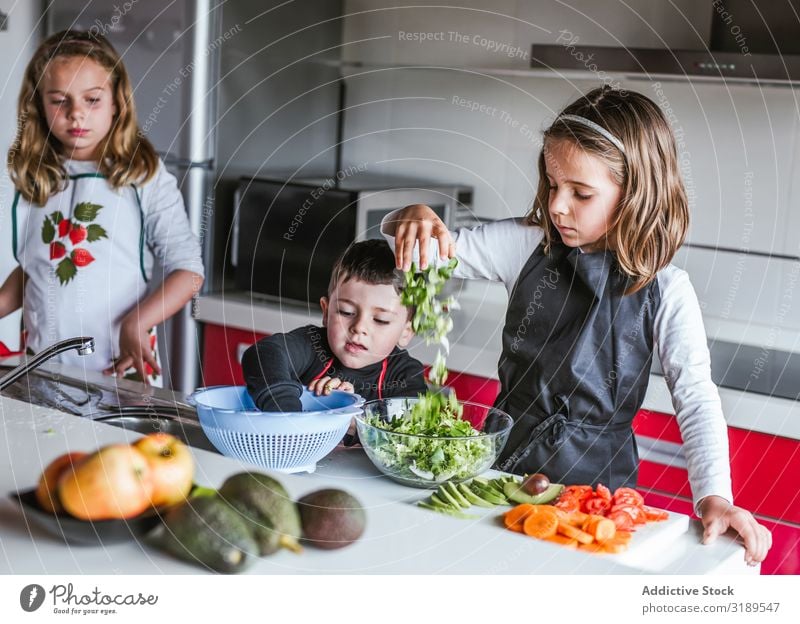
[340,0,800,349]
[0,1,40,351]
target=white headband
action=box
[556,114,626,155]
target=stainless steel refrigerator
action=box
[45,0,344,393]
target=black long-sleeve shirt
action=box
[242,325,427,412]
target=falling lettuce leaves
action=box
[400,257,459,386]
[360,257,495,482]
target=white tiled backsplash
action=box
[340,0,800,348]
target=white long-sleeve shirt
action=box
[384,215,734,512]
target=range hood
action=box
[531,0,800,84]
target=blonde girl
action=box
[384,86,771,565]
[0,30,203,383]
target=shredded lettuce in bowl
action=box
[360,392,496,483]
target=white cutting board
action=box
[609,511,690,570]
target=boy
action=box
[242,240,427,414]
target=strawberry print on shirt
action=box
[41,202,108,285]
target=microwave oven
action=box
[231,175,474,304]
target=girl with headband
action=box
[383,86,771,565]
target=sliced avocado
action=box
[471,483,508,506]
[430,493,459,511]
[418,501,479,520]
[458,483,495,508]
[503,481,564,505]
[445,481,470,508]
[437,484,466,509]
[158,495,258,574]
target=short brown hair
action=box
[328,239,405,296]
[526,86,689,293]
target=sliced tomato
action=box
[608,511,634,531]
[554,497,580,513]
[563,485,593,500]
[595,483,612,501]
[583,497,612,515]
[612,503,646,524]
[612,487,644,506]
[642,505,669,522]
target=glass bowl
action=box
[355,397,514,488]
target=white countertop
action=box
[195,293,800,441]
[0,396,754,575]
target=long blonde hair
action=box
[527,86,689,293]
[8,30,159,205]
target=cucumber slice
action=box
[503,482,564,505]
[445,481,470,508]
[459,483,496,508]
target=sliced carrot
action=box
[503,504,536,530]
[543,534,578,548]
[600,537,630,553]
[522,508,559,539]
[577,542,606,553]
[557,521,594,545]
[582,516,616,542]
[612,530,634,542]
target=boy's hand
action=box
[697,495,772,566]
[308,376,354,396]
[104,316,161,385]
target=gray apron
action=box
[495,242,661,490]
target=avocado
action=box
[297,489,366,550]
[503,481,564,505]
[159,495,258,574]
[218,472,302,554]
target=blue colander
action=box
[187,386,363,473]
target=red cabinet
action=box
[201,324,268,386]
[632,408,800,575]
[444,370,500,406]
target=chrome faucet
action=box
[0,337,95,392]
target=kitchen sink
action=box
[93,410,218,453]
[0,362,218,454]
